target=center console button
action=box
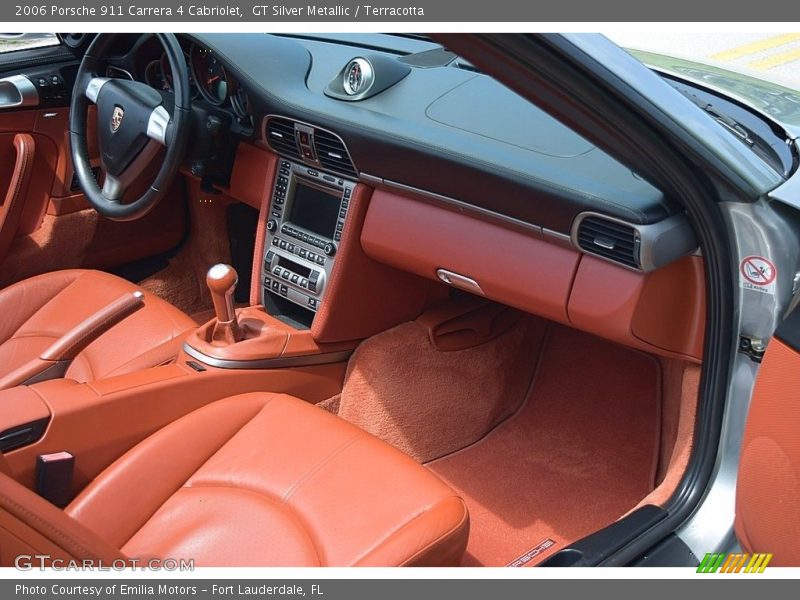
[267,220,277,232]
[324,242,337,257]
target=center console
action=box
[262,159,356,313]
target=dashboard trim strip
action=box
[361,173,550,241]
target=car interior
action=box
[0,32,715,567]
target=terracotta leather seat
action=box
[0,269,195,383]
[0,393,469,566]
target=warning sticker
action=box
[740,256,777,296]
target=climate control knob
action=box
[266,219,277,233]
[324,242,337,257]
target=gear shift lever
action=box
[206,263,242,343]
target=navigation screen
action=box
[288,182,341,239]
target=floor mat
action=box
[336,315,548,463]
[427,324,661,566]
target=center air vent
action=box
[264,116,358,179]
[265,117,301,160]
[576,215,640,269]
[314,130,357,178]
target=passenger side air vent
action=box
[576,215,640,269]
[314,130,357,178]
[265,117,301,160]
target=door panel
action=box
[0,97,186,287]
[0,133,35,259]
[735,313,800,566]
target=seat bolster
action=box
[0,269,197,383]
[355,495,469,567]
[0,473,124,566]
[65,393,275,548]
[0,270,82,344]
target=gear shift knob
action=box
[207,263,238,324]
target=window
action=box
[0,33,59,54]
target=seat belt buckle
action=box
[35,451,74,508]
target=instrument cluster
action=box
[142,43,254,130]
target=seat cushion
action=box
[0,269,195,382]
[66,393,469,566]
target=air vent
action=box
[265,118,301,160]
[314,130,357,177]
[576,216,640,269]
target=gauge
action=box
[190,45,229,106]
[343,58,373,96]
[144,60,170,91]
[159,51,199,99]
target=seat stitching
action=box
[0,493,117,561]
[281,434,362,503]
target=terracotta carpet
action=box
[426,324,661,566]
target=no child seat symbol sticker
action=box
[740,256,777,295]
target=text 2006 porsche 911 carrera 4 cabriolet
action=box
[0,32,798,568]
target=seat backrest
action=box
[0,472,125,567]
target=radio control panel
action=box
[262,159,355,313]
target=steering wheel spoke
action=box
[85,77,110,103]
[146,105,171,146]
[101,174,125,201]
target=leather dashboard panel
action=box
[360,188,579,325]
[360,189,704,361]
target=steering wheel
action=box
[69,33,191,221]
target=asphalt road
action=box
[607,32,800,91]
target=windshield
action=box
[607,33,800,92]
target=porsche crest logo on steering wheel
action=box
[111,106,124,132]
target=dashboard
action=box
[91,33,705,326]
[98,33,680,236]
[0,32,717,360]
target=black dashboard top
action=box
[162,33,680,234]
